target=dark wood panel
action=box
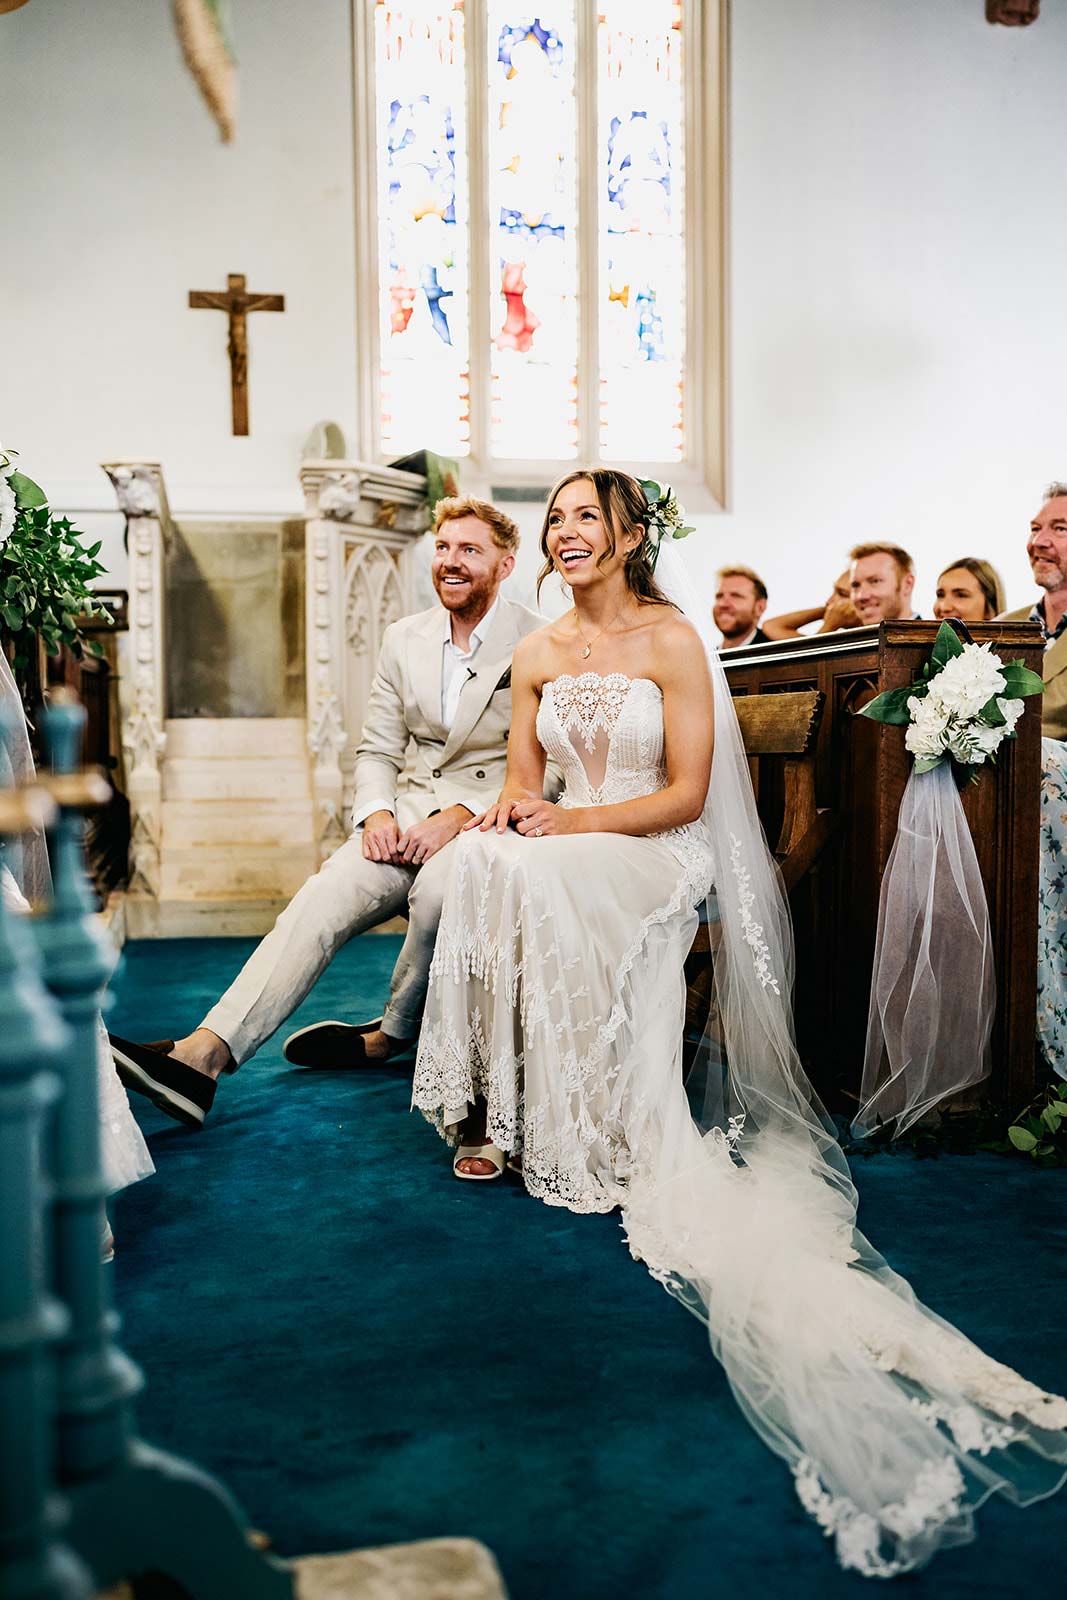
[723,622,1044,1115]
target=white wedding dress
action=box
[413,663,1067,1577]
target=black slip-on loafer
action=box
[282,1018,415,1069]
[108,1034,216,1129]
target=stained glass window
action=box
[369,1,695,475]
[374,2,470,458]
[487,5,579,460]
[598,1,685,463]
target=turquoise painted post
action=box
[35,695,293,1600]
[35,696,142,1487]
[0,727,93,1599]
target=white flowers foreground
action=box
[905,644,1024,769]
[861,621,1044,777]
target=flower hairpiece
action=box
[638,478,695,570]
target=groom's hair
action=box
[433,495,520,555]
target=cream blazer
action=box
[999,605,1067,742]
[351,596,545,833]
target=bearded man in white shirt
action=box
[109,497,543,1127]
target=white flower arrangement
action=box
[638,478,695,570]
[861,623,1043,775]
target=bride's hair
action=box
[537,468,673,605]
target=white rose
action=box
[904,693,948,760]
[945,723,989,765]
[929,644,1006,719]
[996,696,1024,734]
[0,477,16,548]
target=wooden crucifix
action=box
[188,272,285,436]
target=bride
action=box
[412,468,1067,1576]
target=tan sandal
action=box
[453,1142,506,1182]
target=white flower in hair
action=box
[638,478,695,569]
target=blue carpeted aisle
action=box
[108,937,1067,1599]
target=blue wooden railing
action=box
[0,693,293,1600]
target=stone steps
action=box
[164,717,308,759]
[141,717,321,932]
[125,894,294,940]
[162,799,316,848]
[160,845,318,900]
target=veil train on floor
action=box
[629,543,1067,1578]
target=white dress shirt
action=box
[440,597,499,727]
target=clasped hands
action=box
[361,805,472,866]
[464,797,574,837]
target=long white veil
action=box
[0,649,52,904]
[626,543,1067,1577]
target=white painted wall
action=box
[723,0,1067,619]
[1,0,359,577]
[2,0,1065,618]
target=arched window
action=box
[353,0,726,503]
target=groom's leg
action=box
[201,836,415,1068]
[380,842,454,1041]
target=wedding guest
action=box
[713,565,769,649]
[932,558,1005,624]
[998,483,1067,1077]
[762,570,862,640]
[849,542,918,624]
[108,496,545,1128]
[999,483,1067,739]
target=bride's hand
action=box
[464,798,522,834]
[511,799,572,837]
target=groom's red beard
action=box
[432,566,496,620]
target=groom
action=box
[110,495,543,1127]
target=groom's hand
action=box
[396,805,473,866]
[362,810,402,863]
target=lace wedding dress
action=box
[413,662,1067,1578]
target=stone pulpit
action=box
[103,459,430,936]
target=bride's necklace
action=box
[573,602,627,660]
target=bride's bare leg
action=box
[454,1099,500,1177]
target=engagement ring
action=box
[534,827,543,836]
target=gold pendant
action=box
[581,645,591,659]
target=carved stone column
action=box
[100,463,171,900]
[301,461,430,858]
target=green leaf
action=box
[931,621,966,669]
[86,540,102,559]
[859,685,917,726]
[1008,1125,1039,1151]
[979,695,1007,726]
[1000,660,1045,698]
[1041,1104,1063,1132]
[914,756,945,774]
[0,603,23,630]
[7,470,47,509]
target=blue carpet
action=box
[108,937,1067,1599]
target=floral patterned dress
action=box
[1038,737,1067,1079]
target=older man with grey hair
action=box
[999,481,1067,741]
